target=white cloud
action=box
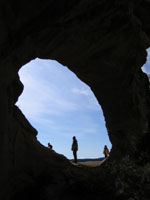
[72,88,91,96]
[17,63,80,123]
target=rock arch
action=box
[0,1,150,199]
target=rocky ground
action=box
[71,158,107,167]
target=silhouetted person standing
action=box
[103,145,109,158]
[71,136,78,163]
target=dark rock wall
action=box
[0,0,150,199]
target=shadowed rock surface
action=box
[0,0,150,199]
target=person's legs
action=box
[73,151,77,163]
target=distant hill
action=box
[70,157,104,162]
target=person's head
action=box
[73,136,76,140]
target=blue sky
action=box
[142,48,150,75]
[17,49,149,160]
[17,58,111,159]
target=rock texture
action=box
[0,0,150,199]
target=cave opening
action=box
[16,58,112,160]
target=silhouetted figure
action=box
[71,136,78,163]
[103,145,109,158]
[48,142,53,149]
